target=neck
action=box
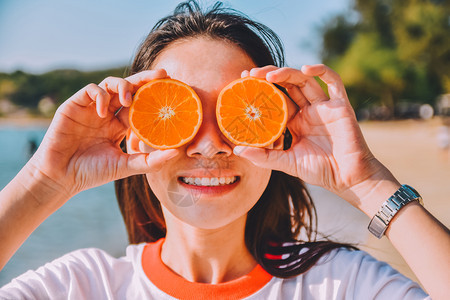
[160,209,256,284]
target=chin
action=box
[161,194,257,230]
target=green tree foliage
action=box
[0,67,128,110]
[321,0,450,115]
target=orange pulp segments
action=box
[216,77,288,147]
[129,78,203,150]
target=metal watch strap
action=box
[368,184,423,239]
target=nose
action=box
[186,117,233,158]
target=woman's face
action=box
[139,37,273,229]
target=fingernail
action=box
[266,72,275,81]
[233,146,245,156]
[125,92,132,104]
[97,106,105,118]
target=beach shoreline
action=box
[0,117,52,127]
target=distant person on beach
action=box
[26,137,38,158]
[436,121,450,162]
[437,125,449,150]
[436,95,450,160]
[0,2,449,299]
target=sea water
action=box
[0,125,128,286]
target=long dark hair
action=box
[115,0,355,279]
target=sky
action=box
[0,0,352,74]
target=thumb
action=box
[123,149,179,176]
[233,146,295,175]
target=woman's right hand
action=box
[26,69,179,201]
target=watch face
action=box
[403,185,423,205]
[404,185,418,195]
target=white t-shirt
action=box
[0,239,429,299]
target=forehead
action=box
[151,37,256,93]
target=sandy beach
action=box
[0,117,51,128]
[313,117,450,285]
[360,118,449,283]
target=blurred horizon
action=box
[0,0,351,74]
[1,0,448,120]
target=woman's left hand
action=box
[237,65,450,300]
[235,64,398,210]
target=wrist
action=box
[20,161,71,210]
[358,179,401,218]
[341,163,401,218]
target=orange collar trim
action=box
[141,239,273,299]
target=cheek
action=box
[244,167,272,199]
[145,173,172,203]
[145,173,163,194]
[146,172,199,210]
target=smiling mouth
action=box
[179,176,240,187]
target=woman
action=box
[0,2,448,299]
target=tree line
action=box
[320,0,449,118]
[0,67,127,115]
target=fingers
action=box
[241,65,278,78]
[67,69,168,119]
[248,65,279,78]
[125,69,168,88]
[241,70,250,77]
[115,106,130,128]
[246,65,348,107]
[67,84,111,118]
[124,148,179,176]
[98,77,133,107]
[266,67,328,104]
[233,146,296,176]
[100,69,167,99]
[98,69,168,115]
[276,82,309,110]
[301,64,347,99]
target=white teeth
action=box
[181,176,238,186]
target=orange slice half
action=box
[216,77,288,147]
[129,78,202,150]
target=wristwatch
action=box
[368,184,423,239]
